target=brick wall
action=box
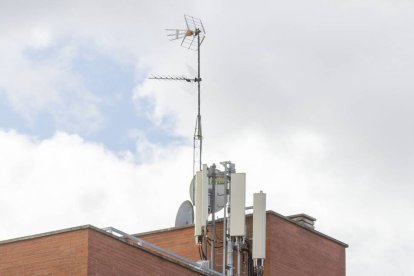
[137,226,199,260]
[266,213,346,276]
[0,226,204,276]
[88,229,202,275]
[0,229,88,275]
[138,212,347,276]
[0,213,346,276]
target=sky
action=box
[0,0,413,275]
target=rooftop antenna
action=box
[149,15,206,176]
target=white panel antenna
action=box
[195,164,209,239]
[194,170,203,237]
[201,164,209,226]
[230,173,246,236]
[253,191,267,259]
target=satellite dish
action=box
[175,200,194,227]
[189,173,226,213]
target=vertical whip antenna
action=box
[150,15,206,177]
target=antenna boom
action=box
[148,75,199,82]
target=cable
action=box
[200,241,207,260]
[207,236,223,244]
[206,238,223,248]
[206,221,223,242]
[242,239,254,276]
[198,243,203,260]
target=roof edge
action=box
[266,210,349,248]
[0,225,96,245]
[137,210,348,248]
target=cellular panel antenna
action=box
[149,15,206,177]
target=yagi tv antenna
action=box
[165,15,206,50]
[149,15,206,177]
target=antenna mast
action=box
[194,23,203,176]
[150,15,206,176]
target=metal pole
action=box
[197,29,202,172]
[211,164,216,270]
[227,236,234,275]
[222,201,227,274]
[192,29,202,177]
[204,224,208,260]
[193,134,196,176]
[227,172,233,275]
[237,238,241,276]
[221,162,235,276]
[199,31,207,261]
[222,178,228,274]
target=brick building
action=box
[0,225,209,275]
[0,210,347,275]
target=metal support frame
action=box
[220,161,236,276]
[253,259,265,276]
[237,237,242,276]
[201,161,237,275]
[227,237,234,275]
[203,224,208,260]
[222,188,227,275]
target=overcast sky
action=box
[0,0,413,275]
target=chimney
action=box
[287,213,316,230]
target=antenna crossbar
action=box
[148,75,200,83]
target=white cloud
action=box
[29,26,53,49]
[0,130,193,239]
[0,1,414,275]
[0,36,104,134]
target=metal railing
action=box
[101,227,224,276]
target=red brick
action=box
[0,227,203,276]
[138,212,347,276]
